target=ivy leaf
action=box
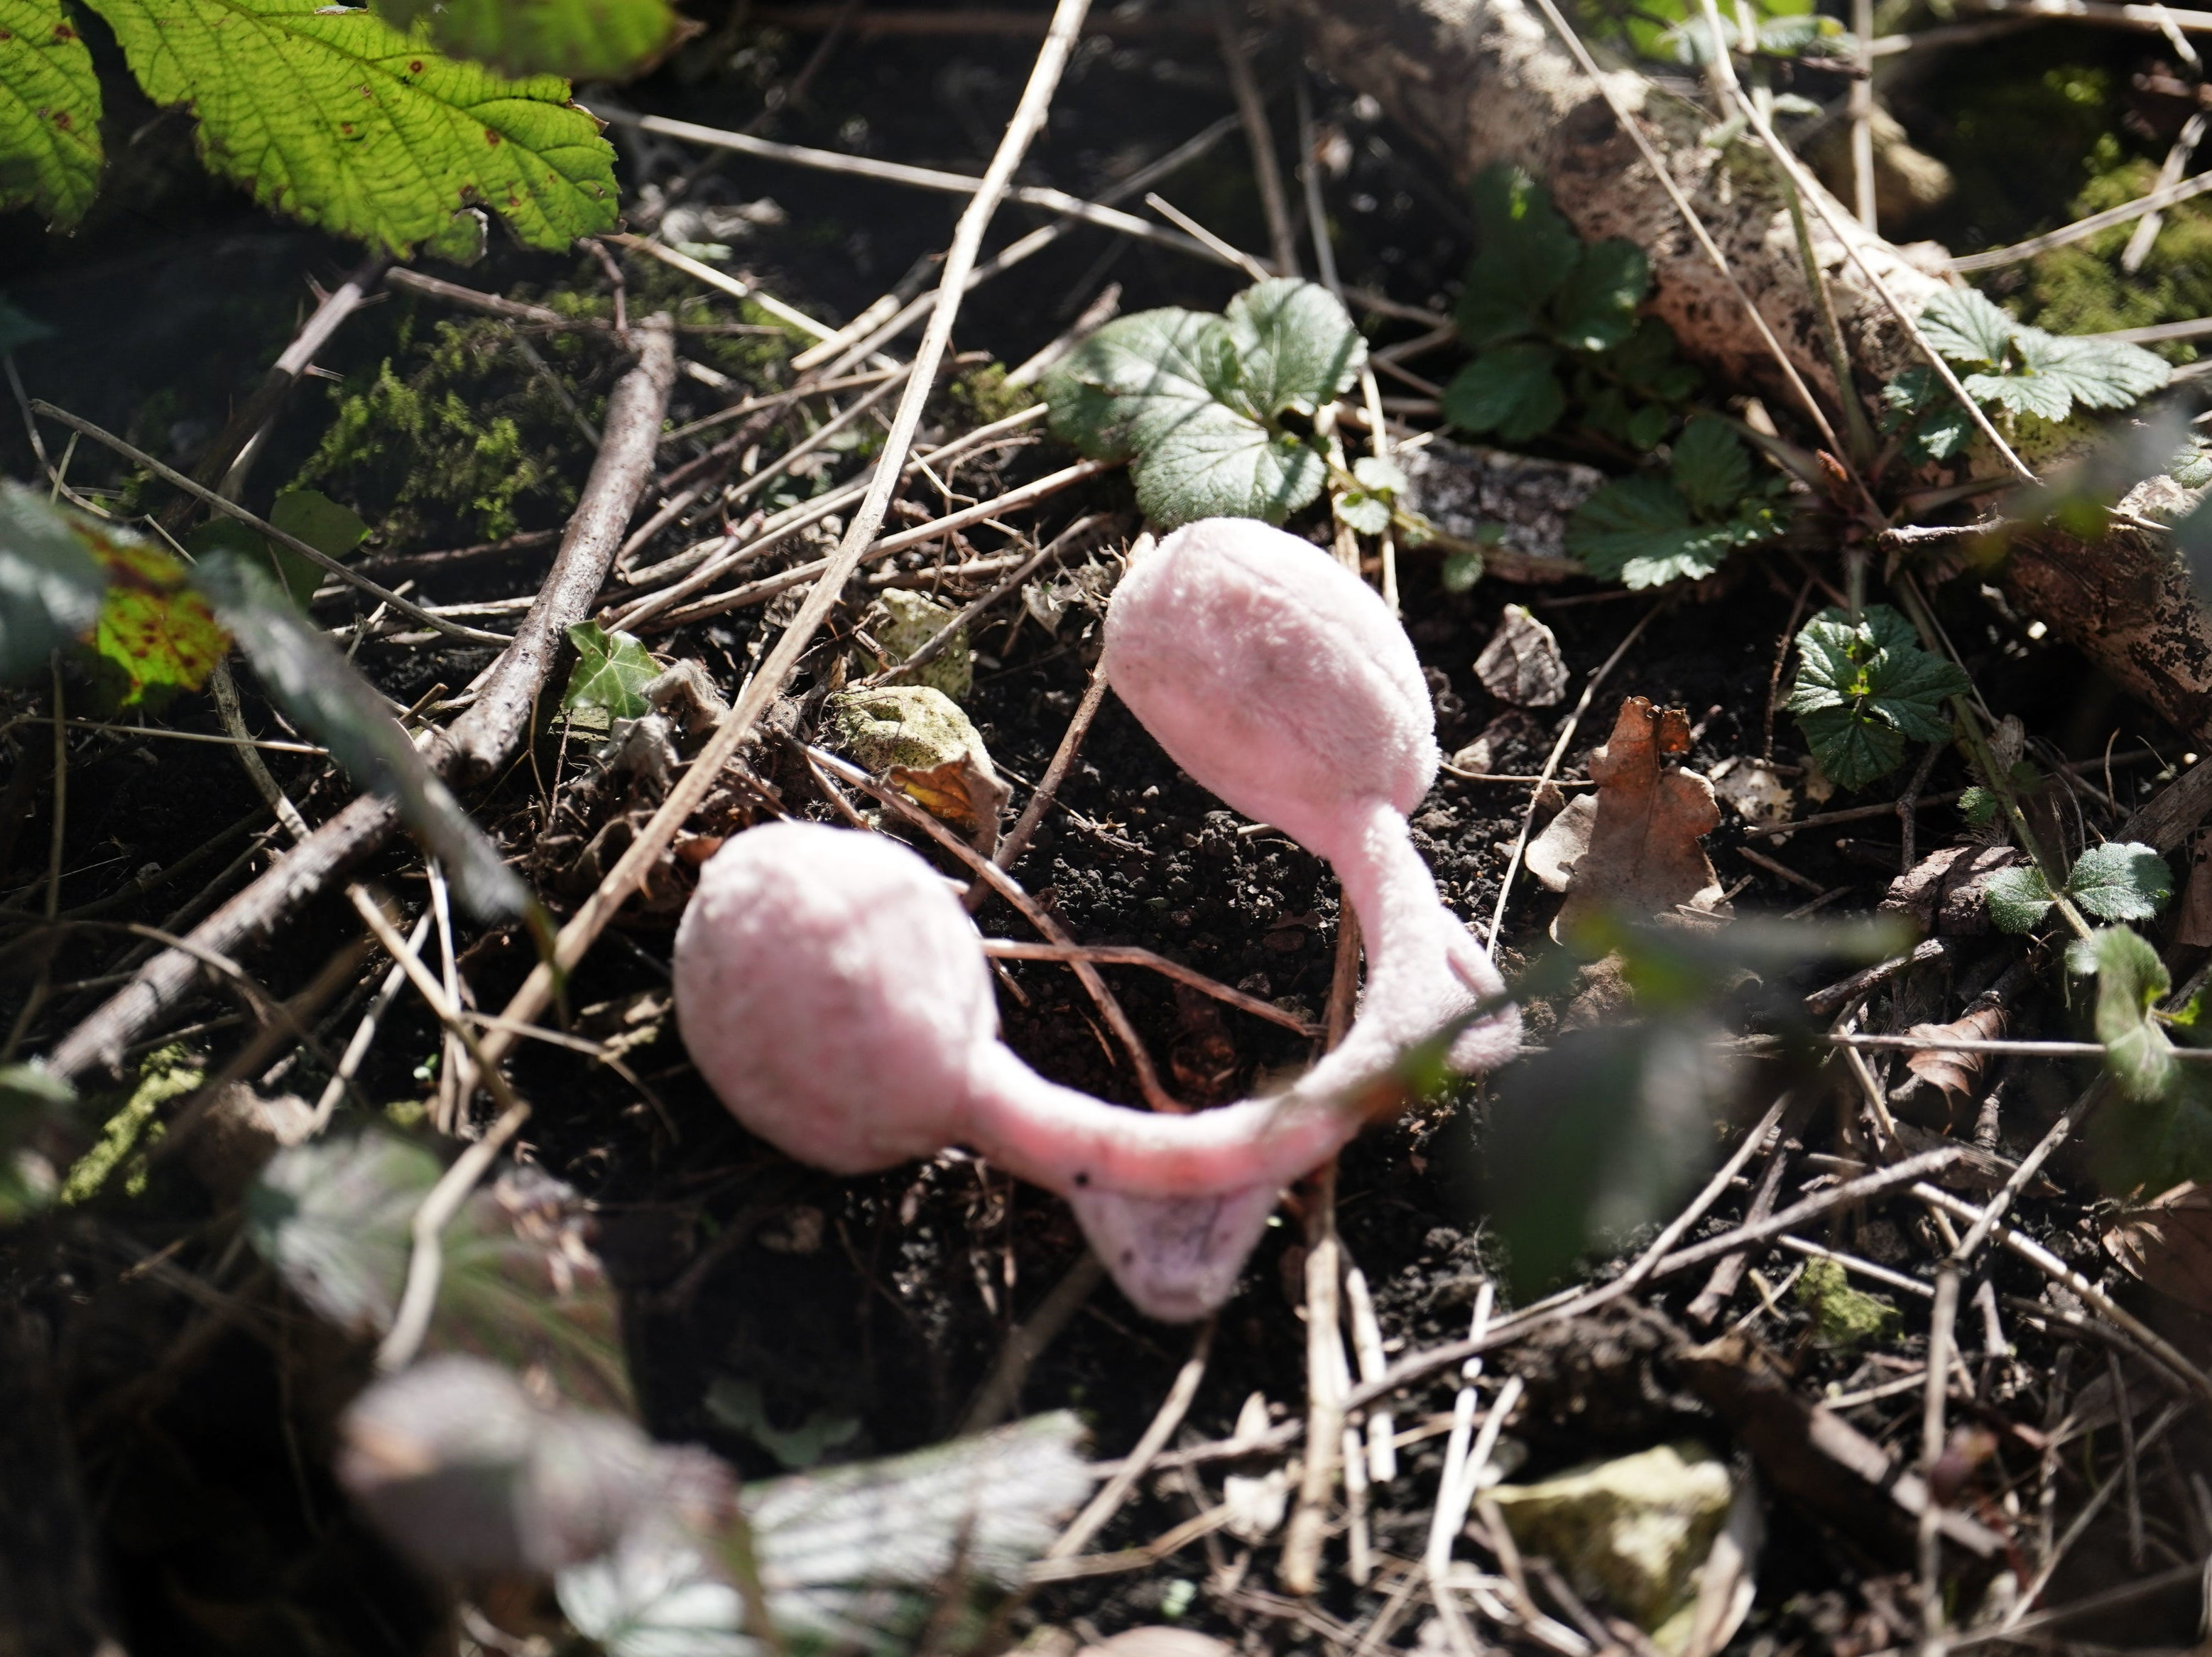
[0,0,103,227]
[1442,342,1566,444]
[83,0,619,254]
[1784,604,1970,791]
[2091,926,2176,1104]
[371,0,685,80]
[1668,417,1750,515]
[87,533,229,710]
[0,480,110,682]
[2012,330,2172,413]
[1984,863,2055,933]
[1566,475,1739,589]
[2067,841,2175,922]
[1220,277,1365,419]
[1917,287,2016,369]
[1551,239,1649,354]
[192,548,530,920]
[563,620,658,719]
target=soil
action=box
[6,6,2212,1656]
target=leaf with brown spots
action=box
[85,533,229,709]
[0,0,103,226]
[1551,695,1726,940]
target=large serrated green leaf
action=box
[2014,330,2172,413]
[1221,278,1365,418]
[1917,287,2016,369]
[1565,474,1739,590]
[1442,342,1565,445]
[0,0,102,226]
[372,0,682,81]
[85,0,618,254]
[1785,604,1967,791]
[1668,417,1750,516]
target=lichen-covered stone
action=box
[1794,1256,1901,1349]
[873,589,971,701]
[827,685,1006,832]
[1487,1440,1733,1636]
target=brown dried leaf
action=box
[1554,697,1725,939]
[2102,1183,2212,1315]
[1474,604,1569,707]
[1904,1002,2006,1100]
[2176,828,2212,949]
[1879,844,2024,937]
[889,754,1011,841]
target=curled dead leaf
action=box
[1903,1002,2006,1101]
[2102,1183,2212,1315]
[1474,604,1569,707]
[1552,697,1726,940]
[1880,844,2024,937]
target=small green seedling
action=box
[1784,604,1971,791]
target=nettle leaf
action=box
[0,480,110,681]
[0,0,103,227]
[84,0,619,254]
[1566,474,1739,589]
[1669,416,1750,515]
[1917,287,2017,369]
[1985,863,2055,933]
[1221,278,1365,418]
[564,621,658,719]
[88,533,229,710]
[1552,239,1650,354]
[371,0,684,80]
[2012,330,2172,413]
[1784,604,1970,791]
[1442,342,1566,444]
[2067,840,2174,922]
[193,549,530,920]
[2091,926,2176,1104]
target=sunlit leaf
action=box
[2067,842,2174,923]
[0,0,103,226]
[87,533,229,709]
[564,620,659,720]
[371,0,685,80]
[1565,475,1740,589]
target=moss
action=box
[1794,1255,1901,1349]
[949,362,1035,428]
[2020,159,2212,357]
[60,1042,201,1204]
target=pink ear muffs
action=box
[673,519,1520,1319]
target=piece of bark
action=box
[1878,843,2024,938]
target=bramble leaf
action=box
[0,481,110,681]
[194,548,530,920]
[1442,342,1566,444]
[1669,417,1750,515]
[83,0,619,254]
[563,621,658,720]
[1985,863,2054,933]
[0,0,103,227]
[371,0,685,80]
[2067,841,2174,922]
[1565,474,1740,589]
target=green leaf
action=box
[84,0,619,254]
[1963,367,2072,423]
[1612,316,1699,403]
[1985,863,2055,933]
[1918,287,2017,369]
[1958,785,2000,826]
[0,479,110,682]
[1353,454,1407,496]
[1442,342,1566,444]
[1221,278,1365,418]
[87,531,229,709]
[562,620,658,719]
[1551,239,1649,354]
[1566,474,1738,589]
[1336,488,1391,536]
[2067,841,2174,922]
[2091,926,2176,1104]
[1442,547,1483,592]
[1458,165,1581,348]
[0,0,102,226]
[1130,399,1327,526]
[187,487,369,612]
[371,0,683,80]
[1785,604,1969,791]
[0,1061,74,1223]
[192,548,530,920]
[246,1131,440,1333]
[2012,330,2172,413]
[1668,416,1750,515]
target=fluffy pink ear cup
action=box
[672,820,998,1175]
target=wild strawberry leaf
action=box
[1917,287,2016,369]
[83,0,619,254]
[1565,474,1740,589]
[1668,416,1750,515]
[0,0,102,227]
[1551,238,1649,354]
[2012,330,2173,413]
[1442,342,1566,445]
